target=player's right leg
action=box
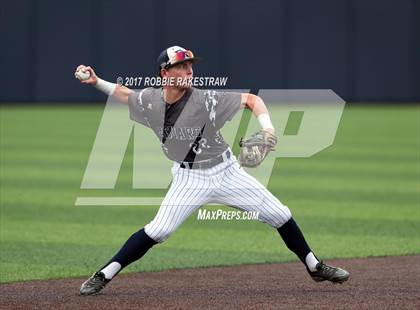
[80,165,212,295]
[143,165,214,242]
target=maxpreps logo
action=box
[197,209,259,221]
[75,89,345,206]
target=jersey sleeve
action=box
[216,91,242,129]
[203,90,241,129]
[127,88,151,127]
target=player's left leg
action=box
[214,159,349,284]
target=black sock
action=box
[277,218,312,265]
[101,228,157,272]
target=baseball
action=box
[75,69,91,81]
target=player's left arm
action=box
[240,93,275,134]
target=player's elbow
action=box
[242,94,267,115]
[113,85,133,104]
[241,93,264,110]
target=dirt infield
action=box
[1,255,419,309]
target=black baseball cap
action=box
[157,46,200,71]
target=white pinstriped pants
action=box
[144,152,292,243]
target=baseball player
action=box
[76,46,349,295]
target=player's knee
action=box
[267,205,292,228]
[144,224,174,243]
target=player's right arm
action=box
[74,65,133,104]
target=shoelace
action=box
[318,263,337,276]
[87,273,106,288]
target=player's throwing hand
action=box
[74,64,133,103]
[74,65,98,85]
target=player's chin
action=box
[175,85,193,90]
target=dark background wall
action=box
[1,0,418,103]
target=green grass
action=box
[0,104,419,283]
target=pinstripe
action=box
[217,169,271,221]
[175,169,213,233]
[221,163,290,226]
[157,167,191,240]
[148,165,216,242]
[145,154,290,242]
[217,166,257,204]
[231,164,291,223]
[167,170,207,237]
[146,165,188,240]
[218,169,267,215]
[177,170,213,224]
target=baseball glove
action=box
[239,130,277,167]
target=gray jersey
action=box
[128,87,241,162]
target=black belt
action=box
[179,149,231,170]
